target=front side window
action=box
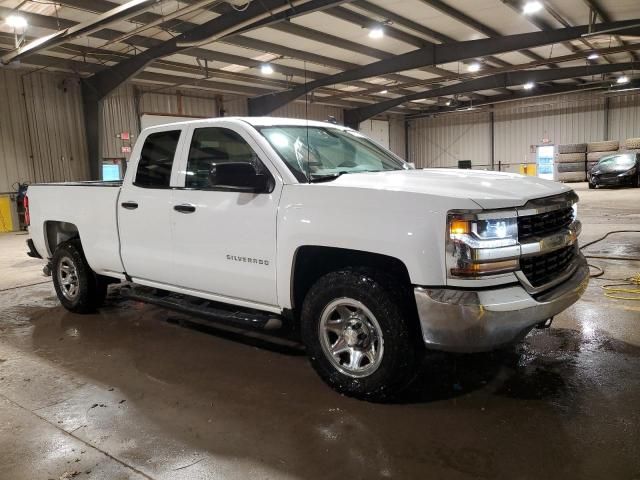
[258,126,406,182]
[135,130,181,188]
[185,127,266,189]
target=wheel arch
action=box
[45,221,81,256]
[290,245,413,314]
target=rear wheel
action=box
[52,239,107,313]
[301,268,422,401]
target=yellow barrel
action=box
[0,196,14,232]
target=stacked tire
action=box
[623,137,640,150]
[554,143,587,182]
[586,140,619,171]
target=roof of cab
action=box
[142,116,347,131]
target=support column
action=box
[81,80,102,180]
[490,109,495,170]
[603,96,610,140]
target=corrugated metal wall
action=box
[608,93,640,141]
[389,116,406,159]
[5,70,636,190]
[271,101,344,123]
[493,94,605,169]
[408,111,492,168]
[0,69,89,192]
[223,96,249,116]
[100,87,345,160]
[102,84,139,160]
[408,91,640,172]
[0,70,32,192]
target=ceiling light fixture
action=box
[260,64,274,75]
[523,1,543,14]
[368,25,384,39]
[6,14,28,29]
[616,75,630,84]
[523,82,535,90]
[587,53,599,60]
[379,89,388,94]
[445,99,453,106]
[467,62,481,73]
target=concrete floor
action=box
[1,182,639,480]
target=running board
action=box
[120,286,283,331]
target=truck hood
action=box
[325,169,572,209]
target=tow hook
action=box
[536,317,553,329]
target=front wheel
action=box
[588,180,596,189]
[52,239,107,313]
[301,269,422,401]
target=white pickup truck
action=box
[26,117,588,400]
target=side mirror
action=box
[209,162,269,193]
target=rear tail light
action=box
[23,194,30,227]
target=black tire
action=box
[558,143,587,154]
[588,180,596,189]
[587,140,619,152]
[623,138,640,150]
[301,268,422,401]
[52,239,107,313]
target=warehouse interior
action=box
[1,0,640,478]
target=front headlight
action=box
[447,212,519,278]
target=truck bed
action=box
[27,182,125,276]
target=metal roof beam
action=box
[418,0,549,64]
[580,0,638,61]
[314,7,452,77]
[83,0,350,99]
[352,0,453,43]
[351,0,518,70]
[0,5,415,98]
[406,79,640,119]
[320,41,640,102]
[343,62,636,126]
[248,19,640,115]
[54,0,420,91]
[0,0,157,64]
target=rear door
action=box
[118,127,185,285]
[170,122,281,307]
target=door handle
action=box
[121,201,138,210]
[174,204,196,214]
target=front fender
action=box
[275,184,472,309]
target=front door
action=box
[170,124,280,307]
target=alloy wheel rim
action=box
[57,256,80,301]
[318,298,384,378]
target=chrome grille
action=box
[518,206,574,241]
[520,245,577,288]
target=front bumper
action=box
[413,255,589,353]
[590,174,636,187]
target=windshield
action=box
[596,153,636,172]
[258,126,407,182]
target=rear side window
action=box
[135,130,181,188]
[185,127,265,189]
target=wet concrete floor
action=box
[1,183,639,479]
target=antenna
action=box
[304,60,311,183]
